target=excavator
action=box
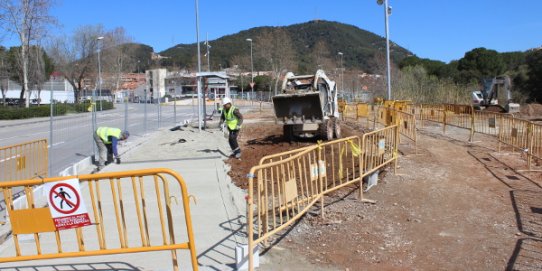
[471,75,520,113]
[272,69,341,141]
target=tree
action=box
[0,0,55,107]
[255,28,296,95]
[525,49,542,102]
[48,24,104,103]
[101,27,136,92]
[457,47,505,83]
[0,46,9,105]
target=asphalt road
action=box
[0,102,201,177]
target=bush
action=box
[0,101,114,120]
[73,101,114,112]
[0,105,66,120]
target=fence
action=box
[246,126,399,270]
[0,168,198,271]
[0,139,48,182]
[407,103,542,170]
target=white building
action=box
[2,78,75,104]
[146,69,167,102]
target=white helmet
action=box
[222,97,232,105]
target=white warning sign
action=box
[44,178,91,230]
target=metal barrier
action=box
[0,168,198,271]
[247,127,399,270]
[356,103,370,118]
[0,139,48,182]
[529,123,542,168]
[410,103,541,171]
[498,116,530,152]
[391,109,417,144]
[443,107,473,131]
[342,104,358,120]
[420,105,445,127]
[472,111,502,137]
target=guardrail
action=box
[0,139,48,182]
[0,168,198,271]
[246,126,398,270]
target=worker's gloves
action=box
[115,157,121,164]
[219,123,224,132]
[235,125,241,130]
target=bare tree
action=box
[102,27,135,93]
[48,24,104,103]
[255,28,296,95]
[28,45,46,105]
[0,0,55,107]
[311,40,336,71]
[0,46,9,106]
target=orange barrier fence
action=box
[530,123,542,167]
[342,104,358,120]
[498,117,531,152]
[407,103,541,170]
[0,168,198,271]
[247,126,399,270]
[390,109,417,143]
[0,139,48,182]
[472,111,502,136]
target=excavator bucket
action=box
[273,92,324,125]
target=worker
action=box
[219,97,243,159]
[93,127,129,171]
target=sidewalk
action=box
[0,125,249,270]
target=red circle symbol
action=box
[49,183,81,215]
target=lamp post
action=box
[246,38,254,101]
[338,51,344,95]
[195,0,202,131]
[97,36,104,111]
[204,33,211,72]
[377,0,392,100]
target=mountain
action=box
[159,20,413,74]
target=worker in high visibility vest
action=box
[219,97,243,159]
[93,127,130,171]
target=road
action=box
[0,102,201,177]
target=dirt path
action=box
[227,109,542,270]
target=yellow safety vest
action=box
[97,127,121,144]
[224,106,240,130]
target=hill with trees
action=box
[159,20,413,74]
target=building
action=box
[2,77,75,104]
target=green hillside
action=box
[159,20,413,74]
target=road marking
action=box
[0,154,21,163]
[48,141,65,148]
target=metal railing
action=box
[246,126,399,270]
[0,168,198,271]
[0,139,48,182]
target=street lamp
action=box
[194,0,202,131]
[97,36,104,111]
[377,0,392,100]
[246,38,254,101]
[338,52,344,94]
[204,33,211,72]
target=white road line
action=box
[48,141,65,147]
[0,154,21,163]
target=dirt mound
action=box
[520,103,542,117]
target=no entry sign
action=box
[44,178,91,230]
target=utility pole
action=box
[195,0,202,131]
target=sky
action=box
[3,0,542,63]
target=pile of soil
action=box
[520,103,542,119]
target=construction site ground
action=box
[230,104,542,271]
